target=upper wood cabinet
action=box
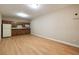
[2,20,12,24]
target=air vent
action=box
[73,12,79,20]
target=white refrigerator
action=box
[3,24,11,37]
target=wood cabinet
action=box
[12,29,30,36]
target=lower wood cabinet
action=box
[12,29,30,36]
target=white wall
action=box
[31,5,79,47]
[0,14,2,40]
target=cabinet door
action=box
[3,24,11,37]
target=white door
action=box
[3,24,11,37]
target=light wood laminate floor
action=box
[0,35,79,55]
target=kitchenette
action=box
[2,19,30,38]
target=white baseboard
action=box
[31,33,79,48]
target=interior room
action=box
[0,4,79,55]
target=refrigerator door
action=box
[3,24,11,37]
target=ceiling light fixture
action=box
[27,4,40,9]
[16,13,29,18]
